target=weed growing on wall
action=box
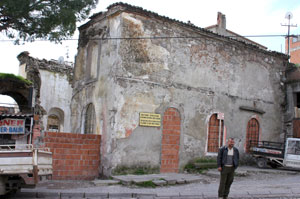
[112,165,160,175]
[0,73,32,85]
[184,157,217,173]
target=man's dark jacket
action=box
[217,146,239,169]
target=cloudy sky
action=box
[0,0,300,102]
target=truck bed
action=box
[0,144,52,185]
[250,141,284,158]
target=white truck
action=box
[0,144,52,195]
[250,137,300,169]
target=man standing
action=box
[217,138,239,199]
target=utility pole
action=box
[281,12,297,56]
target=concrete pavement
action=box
[8,166,300,199]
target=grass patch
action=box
[0,73,32,85]
[112,165,159,175]
[184,157,217,173]
[135,180,156,188]
[193,157,217,163]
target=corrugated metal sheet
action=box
[0,114,33,118]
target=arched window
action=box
[84,103,95,134]
[47,115,60,132]
[246,118,259,153]
[207,114,224,153]
[47,108,64,132]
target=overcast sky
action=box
[1,0,300,103]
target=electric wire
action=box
[0,34,295,42]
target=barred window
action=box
[84,103,95,134]
[246,118,259,153]
[207,114,224,153]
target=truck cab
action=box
[0,114,52,195]
[284,138,300,168]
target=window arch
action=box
[207,113,224,153]
[47,115,60,132]
[246,118,259,153]
[84,103,96,134]
[47,107,64,132]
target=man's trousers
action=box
[218,166,235,198]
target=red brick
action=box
[161,144,179,150]
[161,154,177,159]
[80,150,89,155]
[160,168,178,173]
[87,150,98,155]
[161,149,179,156]
[42,131,101,180]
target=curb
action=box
[9,192,300,199]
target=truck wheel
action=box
[269,162,278,168]
[0,176,7,195]
[257,158,267,168]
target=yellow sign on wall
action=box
[139,112,161,127]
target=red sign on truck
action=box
[0,118,25,134]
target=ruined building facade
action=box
[71,3,288,176]
[17,52,73,134]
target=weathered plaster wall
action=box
[72,7,288,176]
[39,70,73,132]
[71,16,122,175]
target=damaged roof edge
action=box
[79,2,288,60]
[17,51,74,73]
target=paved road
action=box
[6,166,300,199]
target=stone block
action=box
[153,179,167,186]
[184,176,202,183]
[166,179,177,185]
[85,192,109,198]
[61,192,84,197]
[176,179,186,184]
[92,179,120,186]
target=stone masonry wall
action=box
[72,4,289,176]
[43,132,101,180]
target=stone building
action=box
[17,52,73,133]
[71,3,289,176]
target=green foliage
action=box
[0,0,98,42]
[0,73,32,84]
[112,165,160,176]
[135,180,156,188]
[184,157,217,173]
[193,157,217,163]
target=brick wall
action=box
[286,39,300,64]
[290,50,300,64]
[44,132,101,180]
[160,108,181,173]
